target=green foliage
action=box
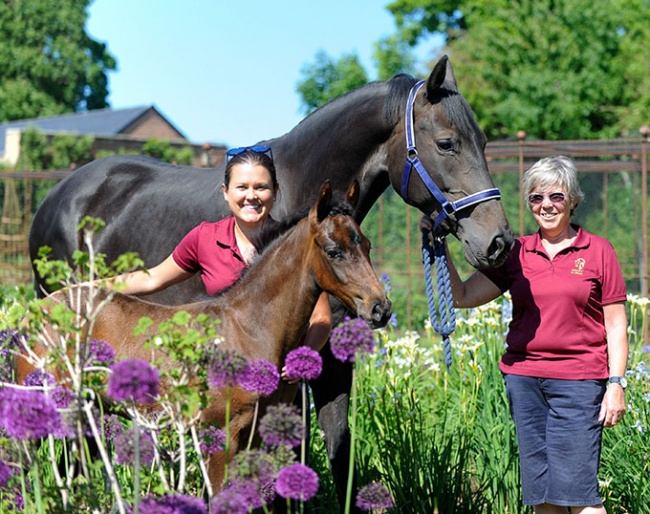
[0,0,116,121]
[296,50,369,115]
[141,138,194,165]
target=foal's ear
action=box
[427,54,458,96]
[345,179,360,209]
[315,180,333,222]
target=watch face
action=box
[610,376,627,388]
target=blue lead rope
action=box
[421,229,456,369]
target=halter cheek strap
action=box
[400,80,503,369]
[399,80,501,233]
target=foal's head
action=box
[309,181,391,329]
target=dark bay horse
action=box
[17,180,391,495]
[28,55,514,510]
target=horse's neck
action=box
[275,86,394,219]
[218,222,320,364]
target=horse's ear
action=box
[314,180,333,222]
[426,54,458,96]
[345,179,360,209]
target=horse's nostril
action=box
[371,298,392,325]
[488,233,515,266]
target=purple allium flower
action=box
[275,463,319,501]
[258,403,303,448]
[51,386,75,409]
[85,338,116,366]
[114,427,155,466]
[207,349,249,389]
[108,359,159,404]
[0,388,62,440]
[138,493,207,514]
[356,481,395,511]
[284,347,322,382]
[329,316,375,363]
[0,459,13,488]
[239,359,279,396]
[0,329,23,384]
[22,369,56,387]
[229,449,277,506]
[209,487,250,514]
[199,425,226,454]
[103,414,124,441]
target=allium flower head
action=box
[356,481,395,511]
[229,449,277,506]
[103,414,124,441]
[209,487,250,514]
[284,347,322,382]
[275,463,319,501]
[330,316,375,362]
[0,388,62,440]
[207,349,249,389]
[108,359,159,404]
[258,403,303,448]
[0,329,23,384]
[199,425,226,454]
[0,459,13,488]
[22,369,56,387]
[138,493,207,514]
[114,427,155,466]
[239,359,280,396]
[85,338,116,366]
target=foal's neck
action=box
[219,220,321,364]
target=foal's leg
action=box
[309,341,360,514]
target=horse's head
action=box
[389,55,514,269]
[309,180,391,329]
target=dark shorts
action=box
[504,374,606,507]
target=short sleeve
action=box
[172,224,203,273]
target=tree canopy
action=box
[0,0,116,121]
[297,0,650,140]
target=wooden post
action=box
[517,130,527,237]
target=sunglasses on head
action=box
[226,145,273,163]
[527,191,567,205]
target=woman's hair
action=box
[223,149,278,190]
[522,155,584,211]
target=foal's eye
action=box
[326,249,343,259]
[436,139,455,153]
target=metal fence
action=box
[2,133,649,327]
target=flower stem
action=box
[224,386,232,484]
[301,381,308,465]
[344,366,358,514]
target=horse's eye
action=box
[436,139,455,153]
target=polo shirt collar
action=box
[523,224,590,254]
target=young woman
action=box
[108,146,332,375]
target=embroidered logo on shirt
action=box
[571,257,586,275]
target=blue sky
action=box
[86,0,439,148]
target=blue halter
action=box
[400,80,501,368]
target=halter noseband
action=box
[399,80,501,233]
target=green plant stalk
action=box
[344,366,358,514]
[30,444,44,514]
[133,421,141,514]
[301,382,308,465]
[224,386,232,484]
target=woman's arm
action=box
[302,292,332,353]
[105,254,194,296]
[420,216,502,308]
[599,301,629,428]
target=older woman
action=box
[425,156,628,514]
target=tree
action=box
[0,0,116,121]
[296,50,368,115]
[384,0,650,140]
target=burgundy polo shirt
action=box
[172,218,246,296]
[480,225,627,380]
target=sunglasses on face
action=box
[226,145,273,163]
[527,191,567,205]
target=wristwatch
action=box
[608,376,627,389]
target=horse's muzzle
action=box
[367,298,392,329]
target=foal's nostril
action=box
[371,298,392,326]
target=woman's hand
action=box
[599,384,626,428]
